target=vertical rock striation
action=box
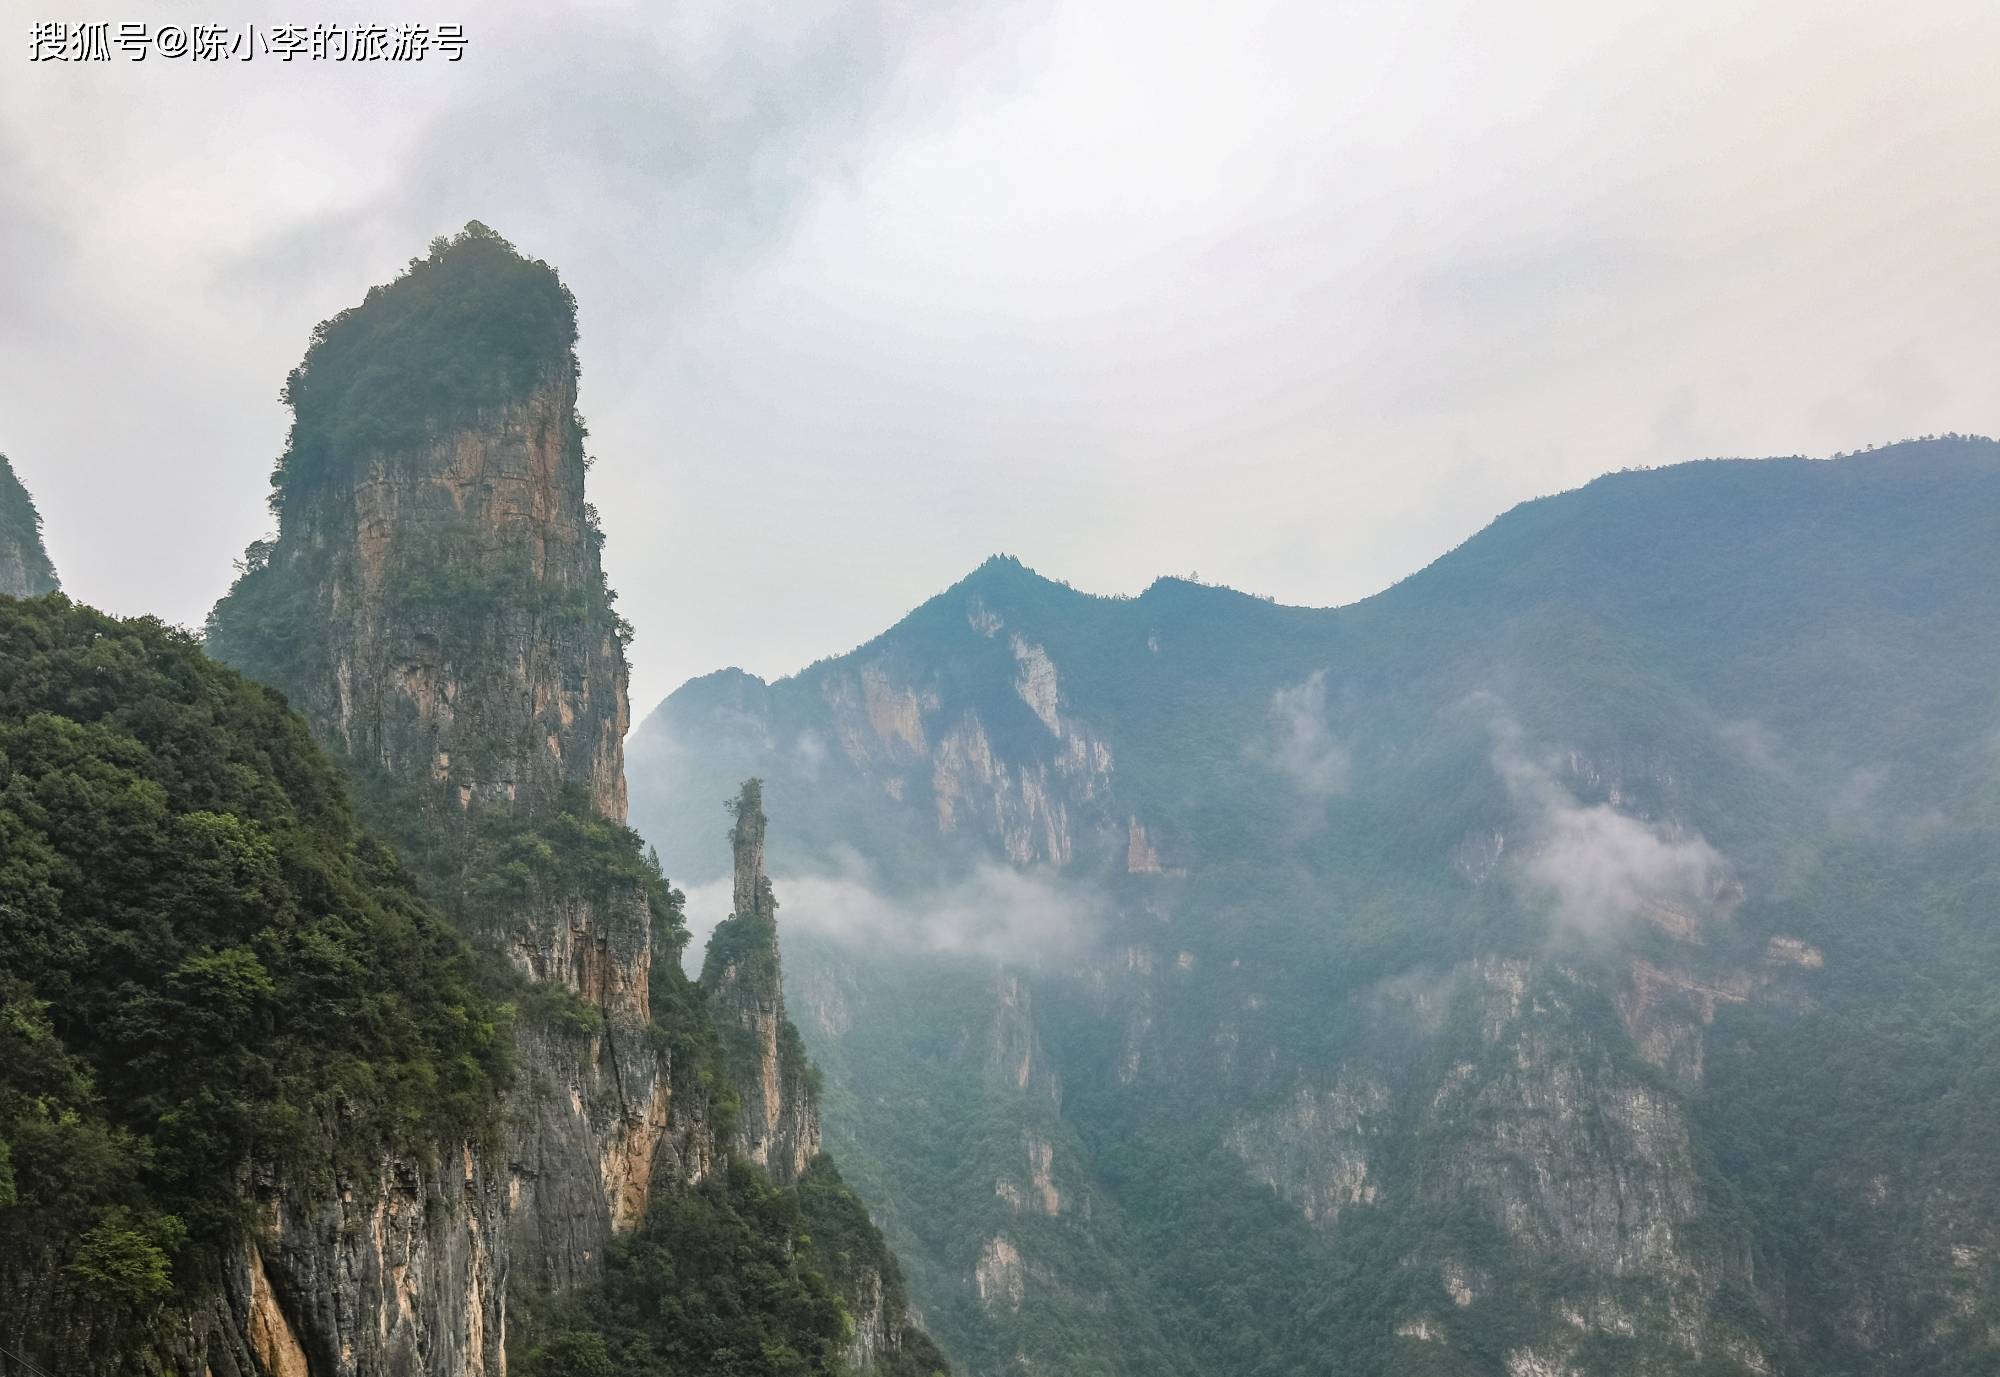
[208,227,627,824]
[699,781,941,1374]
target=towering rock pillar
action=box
[732,776,769,922]
[697,781,948,1374]
[0,454,59,597]
[209,223,627,825]
[206,224,677,1366]
[702,779,822,1183]
[204,224,941,1377]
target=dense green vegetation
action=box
[11,596,933,1377]
[521,1156,948,1377]
[510,783,939,1377]
[795,947,1215,1377]
[502,847,944,1376]
[349,767,683,939]
[272,221,578,509]
[4,222,948,1377]
[795,1157,940,1372]
[205,222,626,704]
[521,1160,847,1377]
[0,595,509,1358]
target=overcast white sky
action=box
[3,0,1995,714]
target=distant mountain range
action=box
[633,436,2000,1376]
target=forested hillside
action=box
[0,596,508,1370]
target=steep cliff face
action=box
[208,236,627,823]
[688,780,956,1376]
[701,780,822,1184]
[0,453,59,597]
[816,628,1115,867]
[1223,951,1781,1374]
[170,1134,512,1377]
[205,224,682,1373]
[239,1154,506,1377]
[629,560,1127,882]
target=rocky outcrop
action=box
[814,631,1118,867]
[701,779,822,1184]
[0,224,943,1377]
[1312,956,1768,1373]
[840,1266,895,1370]
[698,784,947,1374]
[644,560,1125,874]
[1226,1075,1387,1231]
[974,1236,1027,1312]
[247,1152,506,1377]
[0,453,59,597]
[636,438,2000,1377]
[156,1148,509,1377]
[987,973,1062,1106]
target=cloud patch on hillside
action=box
[681,847,1107,971]
[1256,670,1350,799]
[1491,717,1727,938]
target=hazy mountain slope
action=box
[631,436,2000,1376]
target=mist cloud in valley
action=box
[1489,715,1728,939]
[680,847,1108,972]
[1256,670,1351,800]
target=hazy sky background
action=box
[3,0,1995,715]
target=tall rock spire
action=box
[0,453,59,597]
[731,775,772,922]
[203,225,675,1366]
[208,221,629,822]
[702,778,822,1183]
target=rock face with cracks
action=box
[702,779,824,1186]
